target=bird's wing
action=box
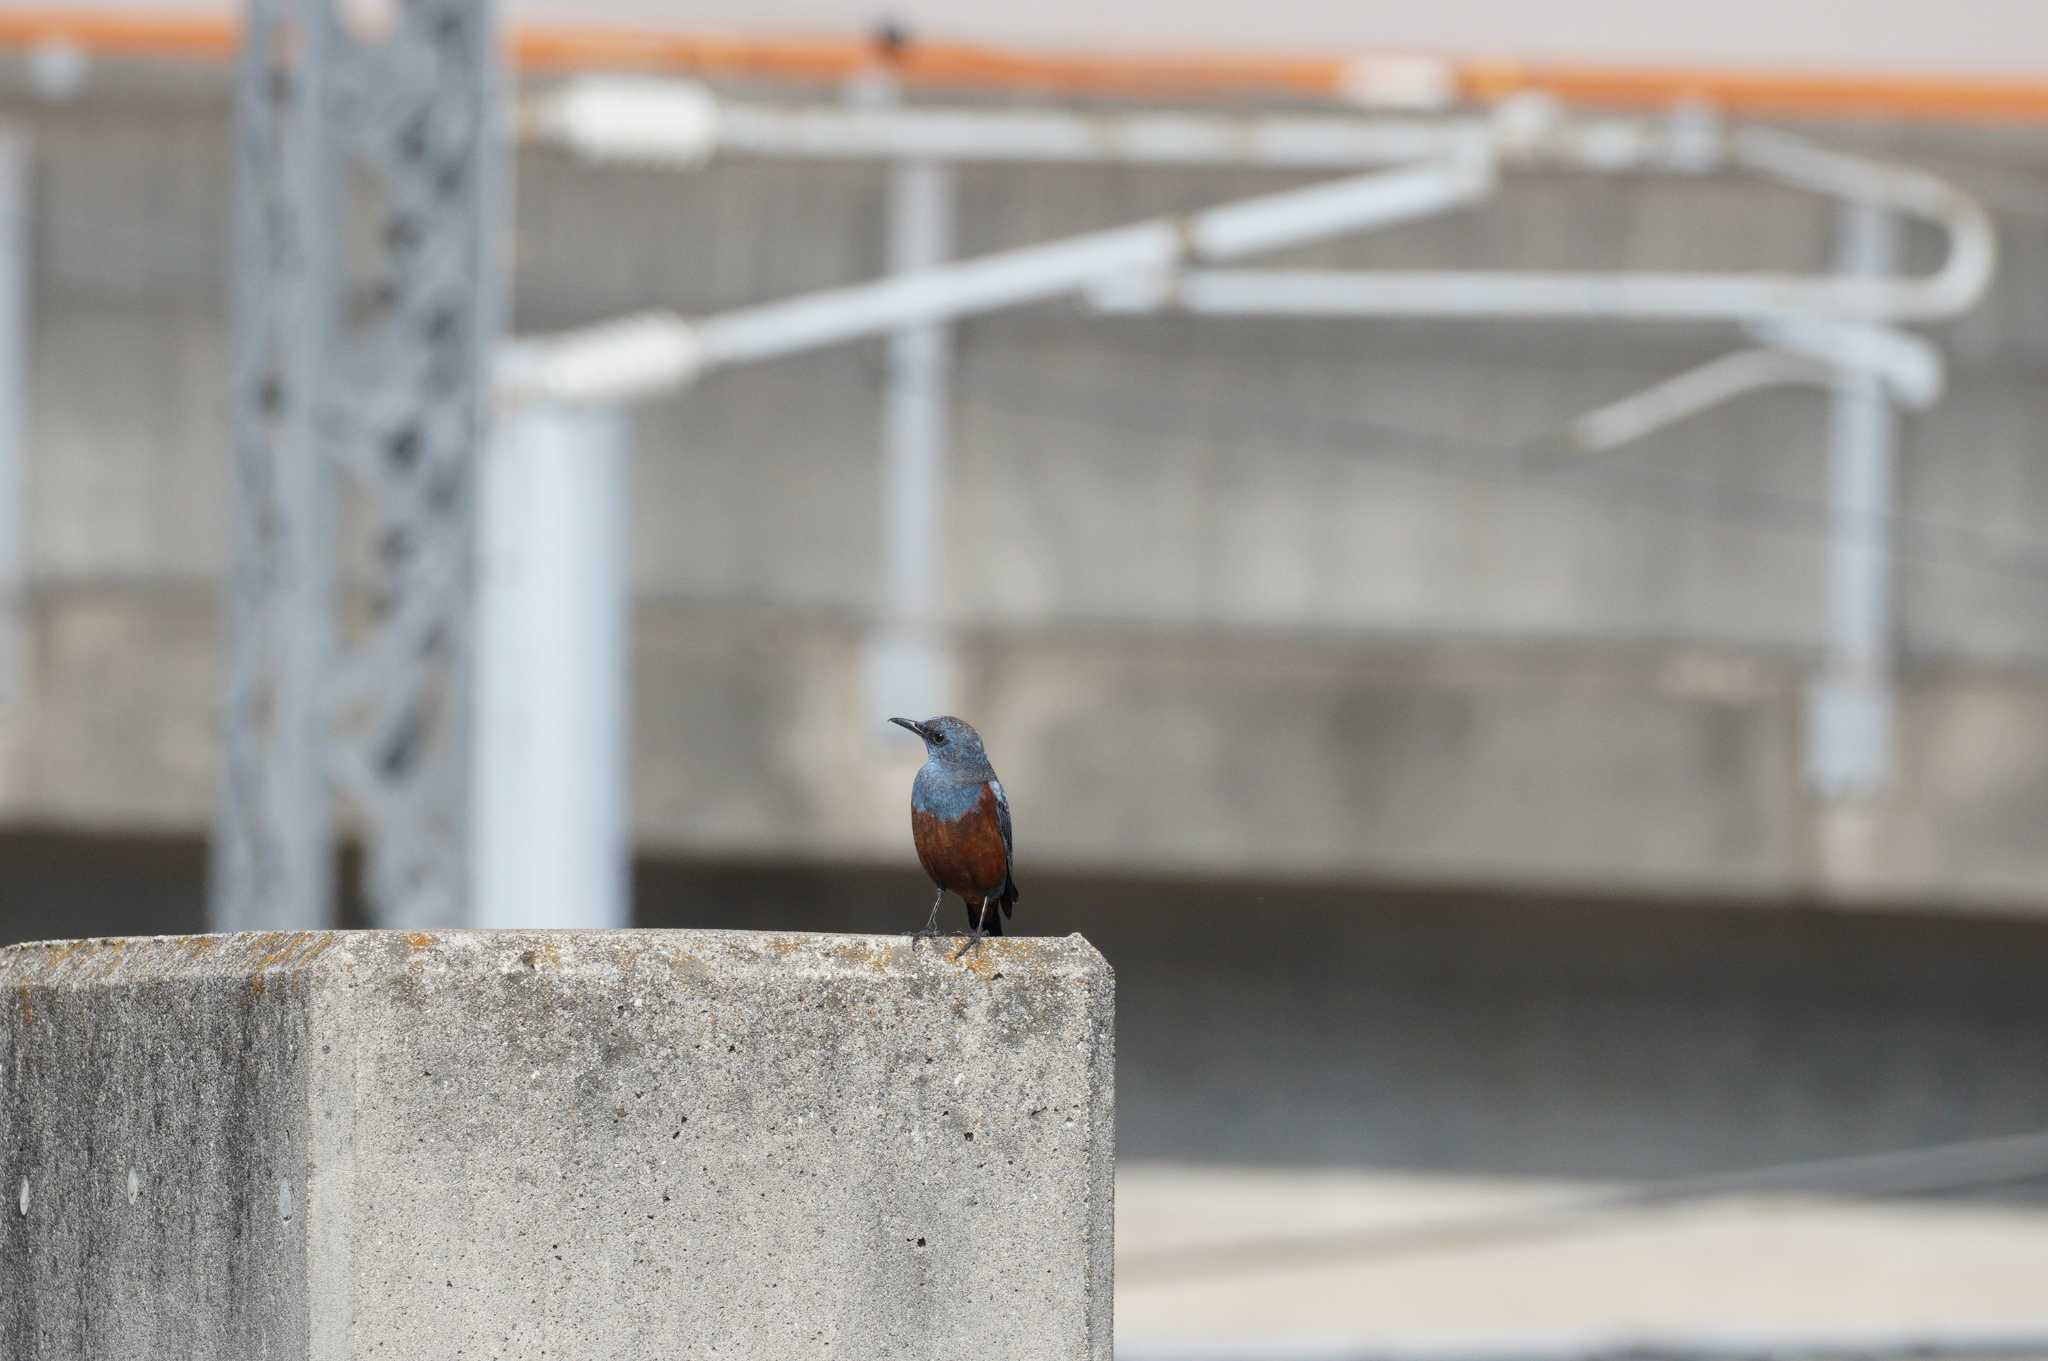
[989,778,1013,859]
[990,777,1017,912]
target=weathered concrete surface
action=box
[0,929,1116,1360]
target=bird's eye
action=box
[930,731,947,745]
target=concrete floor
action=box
[1117,1163,2048,1338]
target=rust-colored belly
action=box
[911,784,1009,899]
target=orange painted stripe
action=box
[5,11,2048,122]
[511,27,1353,99]
[0,11,237,61]
[1465,57,2048,123]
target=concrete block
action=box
[0,929,1115,1360]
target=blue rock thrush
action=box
[889,715,1018,950]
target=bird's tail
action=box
[965,892,1008,936]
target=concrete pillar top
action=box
[3,929,1116,1360]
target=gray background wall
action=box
[3,74,2046,906]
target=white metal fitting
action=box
[525,77,722,168]
[496,311,704,405]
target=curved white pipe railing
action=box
[512,85,1995,408]
[1568,333,1939,455]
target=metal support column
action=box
[215,0,501,931]
[863,157,958,723]
[1805,201,1902,800]
[215,0,343,931]
[471,400,631,928]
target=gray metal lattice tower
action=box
[215,0,501,932]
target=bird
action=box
[888,715,1018,952]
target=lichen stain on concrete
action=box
[37,939,88,975]
[520,940,562,972]
[403,932,436,953]
[953,949,1001,981]
[295,934,342,969]
[826,940,902,974]
[666,949,713,986]
[254,931,323,975]
[948,936,1049,982]
[222,931,341,997]
[14,983,30,1025]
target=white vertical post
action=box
[863,157,958,724]
[0,128,26,714]
[471,399,632,928]
[1805,201,1901,800]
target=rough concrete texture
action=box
[0,929,1116,1360]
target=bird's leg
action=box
[951,897,992,961]
[905,887,946,944]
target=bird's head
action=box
[888,714,990,770]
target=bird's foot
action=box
[903,893,947,946]
[949,931,987,962]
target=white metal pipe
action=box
[866,157,959,723]
[471,399,632,928]
[498,155,1490,404]
[1805,201,1902,800]
[497,312,701,406]
[1732,127,1995,321]
[530,78,1705,173]
[882,159,954,623]
[1570,314,1942,453]
[526,83,1990,335]
[1570,349,1838,453]
[528,75,1524,170]
[1105,130,1991,327]
[1150,255,1980,324]
[694,220,1174,368]
[717,101,1487,169]
[1745,315,1943,409]
[692,156,1490,372]
[0,128,25,714]
[1190,146,1492,256]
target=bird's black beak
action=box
[888,716,930,742]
